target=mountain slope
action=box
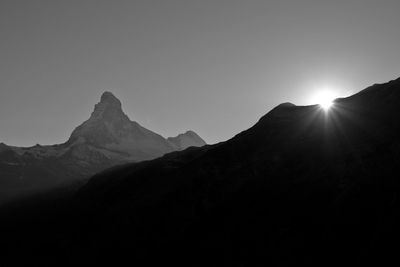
[69,77,400,265]
[0,92,206,204]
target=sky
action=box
[1,0,400,146]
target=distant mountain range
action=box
[3,77,400,266]
[0,91,206,204]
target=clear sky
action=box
[1,0,400,146]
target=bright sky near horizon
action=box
[1,0,400,146]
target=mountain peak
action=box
[167,130,206,150]
[184,130,196,135]
[90,91,126,122]
[66,91,207,159]
[100,91,122,108]
[67,91,131,145]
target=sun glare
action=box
[311,90,337,111]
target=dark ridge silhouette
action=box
[2,77,400,266]
[0,91,206,205]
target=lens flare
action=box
[311,90,336,111]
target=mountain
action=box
[0,92,206,204]
[69,77,400,265]
[167,130,207,150]
[67,91,177,160]
[3,77,400,266]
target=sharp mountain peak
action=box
[99,91,123,109]
[89,91,127,122]
[68,91,206,157]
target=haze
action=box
[1,0,400,146]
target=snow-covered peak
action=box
[68,92,132,145]
[66,92,177,159]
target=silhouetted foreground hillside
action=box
[2,77,400,266]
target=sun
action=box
[311,90,336,111]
